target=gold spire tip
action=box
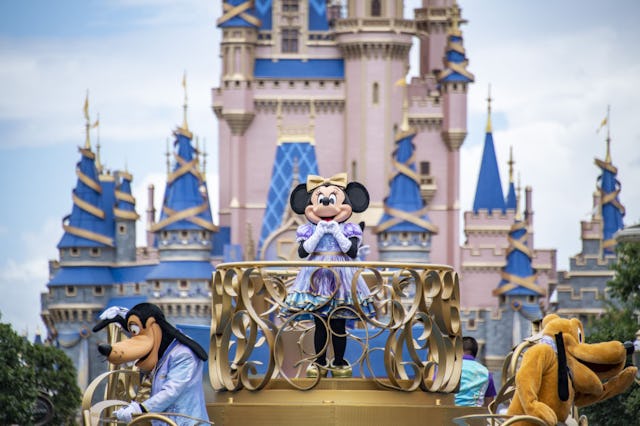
[485,84,492,133]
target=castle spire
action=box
[150,114,216,234]
[83,90,91,149]
[505,146,517,211]
[377,129,437,234]
[472,88,505,214]
[437,2,474,84]
[595,106,624,255]
[175,72,193,139]
[58,101,113,248]
[485,84,493,133]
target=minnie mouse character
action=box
[283,172,376,378]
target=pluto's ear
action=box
[346,182,370,213]
[290,183,310,214]
[542,314,560,329]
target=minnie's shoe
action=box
[306,363,329,378]
[330,360,352,378]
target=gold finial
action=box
[182,71,189,133]
[83,90,91,149]
[448,2,462,36]
[508,145,514,182]
[94,113,102,173]
[485,84,492,133]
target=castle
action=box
[40,0,626,389]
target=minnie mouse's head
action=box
[290,173,369,224]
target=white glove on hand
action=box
[114,402,142,423]
[329,223,353,253]
[99,306,129,328]
[302,223,327,253]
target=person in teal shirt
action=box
[455,336,496,407]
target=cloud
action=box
[0,218,59,339]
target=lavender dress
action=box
[282,222,376,320]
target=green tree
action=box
[0,320,39,425]
[580,241,640,425]
[28,342,82,425]
[0,315,82,425]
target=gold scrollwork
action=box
[210,261,462,395]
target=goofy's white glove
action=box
[302,222,329,253]
[98,306,129,329]
[114,402,143,423]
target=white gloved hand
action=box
[99,306,129,328]
[302,223,327,253]
[114,402,142,423]
[329,223,353,253]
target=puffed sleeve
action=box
[342,222,363,243]
[296,223,315,242]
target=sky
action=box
[0,0,639,341]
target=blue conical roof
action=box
[473,130,506,214]
[258,141,319,252]
[494,220,544,297]
[114,171,139,220]
[505,181,517,210]
[377,131,437,234]
[596,153,625,254]
[58,147,114,248]
[152,132,216,232]
[437,5,474,84]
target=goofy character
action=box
[93,303,209,425]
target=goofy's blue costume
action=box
[93,303,209,425]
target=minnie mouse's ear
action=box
[346,182,370,213]
[290,183,310,214]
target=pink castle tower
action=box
[460,90,556,308]
[212,0,472,266]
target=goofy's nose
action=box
[98,343,112,357]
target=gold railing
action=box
[209,261,462,393]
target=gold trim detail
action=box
[72,193,105,219]
[217,1,261,27]
[63,224,114,246]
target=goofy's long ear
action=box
[172,328,208,361]
[290,183,310,214]
[346,182,369,213]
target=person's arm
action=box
[483,371,497,407]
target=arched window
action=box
[371,0,381,17]
[372,82,379,104]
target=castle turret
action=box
[334,0,413,203]
[472,88,505,215]
[214,1,260,248]
[114,169,139,262]
[493,203,545,346]
[147,77,217,325]
[376,89,438,262]
[595,108,625,255]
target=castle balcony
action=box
[200,260,481,425]
[420,174,437,203]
